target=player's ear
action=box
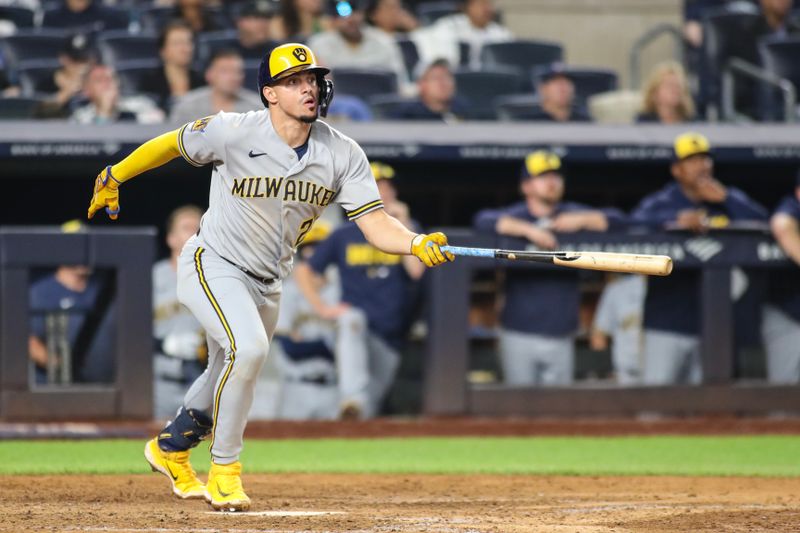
[263,85,278,106]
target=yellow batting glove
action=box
[411,232,455,267]
[87,166,121,220]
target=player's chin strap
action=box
[318,78,334,118]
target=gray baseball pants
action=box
[642,330,702,385]
[177,235,280,464]
[761,305,800,384]
[497,329,575,386]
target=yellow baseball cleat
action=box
[144,438,207,499]
[206,461,251,512]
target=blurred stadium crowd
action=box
[10,0,800,421]
[0,0,798,123]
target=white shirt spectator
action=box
[72,95,164,124]
[412,13,512,69]
[308,25,410,94]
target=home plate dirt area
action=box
[2,473,799,532]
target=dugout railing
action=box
[0,227,155,420]
[424,228,800,416]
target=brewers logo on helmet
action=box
[257,43,335,117]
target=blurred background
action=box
[1,0,799,425]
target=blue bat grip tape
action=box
[440,246,495,258]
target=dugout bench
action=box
[0,228,155,420]
[424,229,800,416]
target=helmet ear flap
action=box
[318,78,334,118]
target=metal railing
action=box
[629,23,685,90]
[722,57,797,123]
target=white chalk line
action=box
[204,510,346,517]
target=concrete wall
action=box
[496,0,683,88]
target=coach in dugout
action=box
[473,151,625,386]
[630,132,768,385]
[762,171,800,383]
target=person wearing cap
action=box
[308,0,409,93]
[294,161,426,419]
[235,0,278,61]
[762,171,800,383]
[389,58,468,121]
[269,219,340,420]
[527,64,592,123]
[36,33,95,119]
[169,48,262,124]
[473,151,625,386]
[28,221,117,386]
[140,20,205,115]
[630,132,768,385]
[87,42,453,510]
[411,0,512,69]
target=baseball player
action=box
[630,132,767,385]
[473,151,625,385]
[294,161,425,419]
[86,42,454,512]
[272,220,340,419]
[152,205,206,420]
[762,171,800,383]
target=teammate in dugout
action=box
[762,170,800,383]
[86,42,454,512]
[473,151,626,386]
[630,132,768,385]
[294,161,426,419]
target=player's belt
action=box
[218,255,276,285]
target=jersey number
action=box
[295,217,317,247]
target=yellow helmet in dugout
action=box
[674,132,711,161]
[257,43,334,116]
[370,161,396,181]
[523,150,562,178]
[299,219,332,247]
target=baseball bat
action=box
[440,246,673,276]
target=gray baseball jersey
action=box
[177,110,383,281]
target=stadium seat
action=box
[139,5,231,33]
[243,58,261,96]
[702,10,763,118]
[481,39,564,88]
[492,93,539,121]
[367,94,415,119]
[0,30,68,70]
[416,1,458,26]
[758,37,800,121]
[532,66,618,107]
[97,31,159,66]
[396,37,420,80]
[0,6,35,29]
[195,30,240,67]
[115,59,160,96]
[17,59,60,97]
[454,68,525,120]
[41,5,129,32]
[331,68,399,100]
[0,96,41,119]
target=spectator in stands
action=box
[271,0,329,41]
[755,0,800,37]
[72,64,164,124]
[166,0,227,33]
[35,34,94,119]
[325,92,373,121]
[153,205,206,419]
[272,220,340,420]
[366,0,418,36]
[308,0,409,93]
[235,0,278,60]
[683,0,756,49]
[590,274,646,385]
[413,0,512,69]
[528,64,592,123]
[295,161,425,419]
[473,151,625,386]
[170,48,261,123]
[141,20,205,115]
[28,221,116,385]
[390,58,467,121]
[630,132,768,385]
[762,171,800,383]
[637,61,697,124]
[42,0,128,32]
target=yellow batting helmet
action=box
[674,132,711,161]
[523,150,562,178]
[257,43,334,116]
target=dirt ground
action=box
[2,473,799,533]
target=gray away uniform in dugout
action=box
[173,109,382,462]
